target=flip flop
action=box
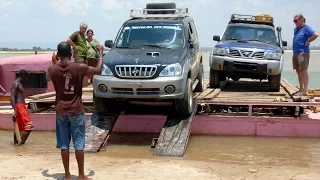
[295,92,304,96]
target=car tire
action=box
[146,3,176,14]
[269,74,281,92]
[93,92,120,113]
[209,69,220,88]
[175,78,193,117]
[195,63,204,92]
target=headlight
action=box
[101,64,113,76]
[159,63,182,76]
[264,52,281,60]
[212,47,229,56]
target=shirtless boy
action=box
[10,69,34,145]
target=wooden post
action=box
[13,116,22,144]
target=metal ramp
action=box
[70,111,120,152]
[153,102,197,157]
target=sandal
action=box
[294,92,303,96]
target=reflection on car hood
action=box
[103,48,185,66]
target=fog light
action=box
[164,85,175,94]
[98,84,108,93]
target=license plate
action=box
[126,82,143,88]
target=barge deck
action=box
[1,78,320,156]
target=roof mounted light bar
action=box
[230,14,274,24]
[130,8,189,18]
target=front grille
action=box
[239,50,253,57]
[253,52,264,59]
[115,65,157,78]
[229,49,241,57]
[229,49,264,59]
[111,87,133,94]
[137,88,160,95]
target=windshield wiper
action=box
[142,44,172,49]
[116,46,130,48]
[247,39,273,44]
[225,38,240,40]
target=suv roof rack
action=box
[229,14,274,26]
[130,8,189,19]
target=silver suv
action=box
[93,3,204,117]
[209,14,287,91]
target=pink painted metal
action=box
[1,112,320,137]
[197,100,320,106]
[0,54,55,97]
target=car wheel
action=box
[175,78,193,117]
[209,69,220,88]
[195,63,204,92]
[269,74,281,92]
[93,92,121,113]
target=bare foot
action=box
[78,175,92,180]
[293,91,302,95]
[64,175,72,180]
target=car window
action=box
[116,25,185,49]
[221,25,277,44]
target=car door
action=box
[187,21,197,82]
[190,20,201,77]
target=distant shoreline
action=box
[1,50,320,55]
[0,51,54,55]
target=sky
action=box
[0,0,320,49]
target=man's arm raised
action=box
[46,53,58,81]
[79,47,103,76]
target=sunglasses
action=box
[293,19,300,23]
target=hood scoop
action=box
[146,52,161,57]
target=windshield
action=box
[115,25,184,49]
[221,25,277,44]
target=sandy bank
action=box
[0,153,318,180]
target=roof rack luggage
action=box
[229,14,274,26]
[130,8,189,19]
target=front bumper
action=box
[93,75,186,99]
[209,55,283,75]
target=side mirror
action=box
[188,39,194,48]
[213,35,220,42]
[104,40,113,48]
[276,26,282,32]
[282,41,287,46]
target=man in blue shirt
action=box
[292,14,318,96]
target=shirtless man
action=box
[10,69,34,145]
[47,41,103,180]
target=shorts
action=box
[56,113,85,151]
[74,56,88,64]
[292,52,310,70]
[87,58,98,67]
[15,103,34,131]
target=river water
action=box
[1,130,320,168]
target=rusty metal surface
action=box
[197,100,319,106]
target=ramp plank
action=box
[281,79,309,102]
[196,88,214,100]
[203,81,228,100]
[70,111,120,152]
[154,103,197,157]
